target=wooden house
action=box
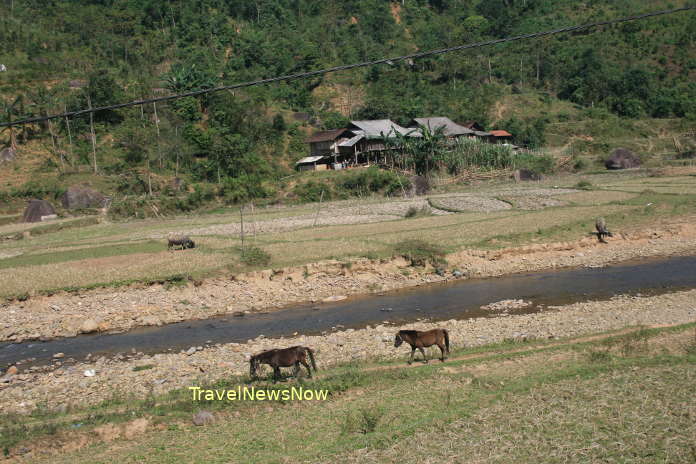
[336,120,419,165]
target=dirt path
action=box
[358,326,655,375]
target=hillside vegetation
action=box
[1,0,695,215]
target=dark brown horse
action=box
[249,346,317,382]
[394,329,450,364]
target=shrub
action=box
[575,180,593,190]
[339,167,408,197]
[220,175,269,204]
[239,246,271,267]
[11,179,66,200]
[404,205,433,218]
[394,239,447,267]
[572,157,588,171]
[293,180,332,203]
[342,407,384,434]
[513,152,555,175]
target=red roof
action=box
[490,130,512,137]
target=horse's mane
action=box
[398,330,418,336]
[252,348,279,359]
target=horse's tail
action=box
[305,347,317,372]
[249,356,257,379]
[443,329,450,354]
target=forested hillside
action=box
[1,0,695,214]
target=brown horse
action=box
[394,329,450,364]
[249,346,317,382]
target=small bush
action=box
[342,407,384,434]
[513,152,555,175]
[293,180,332,203]
[574,180,593,190]
[404,205,433,218]
[573,157,588,171]
[239,246,271,267]
[587,349,612,363]
[339,167,409,197]
[394,239,447,267]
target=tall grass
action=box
[443,138,516,173]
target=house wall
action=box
[309,141,334,156]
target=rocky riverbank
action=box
[1,288,695,415]
[1,221,695,344]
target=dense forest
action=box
[0,0,695,210]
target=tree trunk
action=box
[240,205,245,254]
[86,95,98,174]
[174,125,180,177]
[47,115,64,172]
[64,106,74,167]
[153,102,162,169]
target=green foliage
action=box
[292,167,410,204]
[394,239,447,267]
[239,246,271,267]
[293,180,332,203]
[338,167,409,197]
[219,175,270,204]
[575,180,593,190]
[444,139,516,173]
[1,0,694,210]
[9,179,66,200]
[342,407,385,434]
[498,117,548,148]
[132,365,155,372]
[513,152,555,175]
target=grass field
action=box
[5,324,695,463]
[1,170,696,299]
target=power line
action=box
[1,5,694,129]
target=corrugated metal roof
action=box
[473,131,492,137]
[306,128,351,143]
[295,156,326,164]
[409,117,474,136]
[338,133,365,147]
[349,120,418,138]
[489,130,513,137]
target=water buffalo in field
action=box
[167,235,195,250]
[595,217,613,243]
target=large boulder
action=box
[22,199,56,223]
[61,185,107,209]
[605,148,641,170]
[513,169,543,182]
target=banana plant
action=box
[1,95,23,150]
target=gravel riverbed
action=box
[1,288,695,415]
[1,221,696,343]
